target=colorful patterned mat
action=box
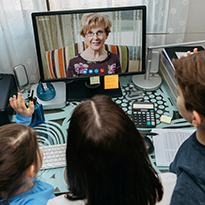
[18,76,191,194]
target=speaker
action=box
[13,64,29,89]
[0,74,17,126]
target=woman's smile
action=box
[91,41,101,46]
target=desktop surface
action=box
[14,75,191,194]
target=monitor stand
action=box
[31,82,66,110]
[132,74,162,91]
[66,78,122,101]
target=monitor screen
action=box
[32,6,146,100]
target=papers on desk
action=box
[152,128,196,167]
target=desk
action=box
[13,76,191,194]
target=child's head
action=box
[173,50,205,121]
[66,95,163,205]
[0,123,42,198]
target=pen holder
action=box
[30,102,45,127]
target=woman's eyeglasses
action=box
[86,30,105,37]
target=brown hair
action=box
[66,95,163,205]
[80,13,112,37]
[0,123,40,198]
[173,50,205,116]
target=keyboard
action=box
[40,143,66,170]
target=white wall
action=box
[184,0,205,46]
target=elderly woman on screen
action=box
[66,13,121,77]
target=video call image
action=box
[33,8,145,80]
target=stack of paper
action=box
[152,128,196,167]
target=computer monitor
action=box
[31,5,146,101]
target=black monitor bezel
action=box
[31,5,146,83]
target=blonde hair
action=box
[80,13,112,37]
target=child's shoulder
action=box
[10,179,55,205]
[32,179,55,201]
[178,130,196,149]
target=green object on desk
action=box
[28,100,31,108]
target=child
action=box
[169,50,205,204]
[47,94,176,205]
[0,123,55,204]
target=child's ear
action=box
[26,164,36,179]
[192,110,204,127]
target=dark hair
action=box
[0,123,40,199]
[173,50,205,116]
[66,95,163,205]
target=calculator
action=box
[132,101,156,128]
